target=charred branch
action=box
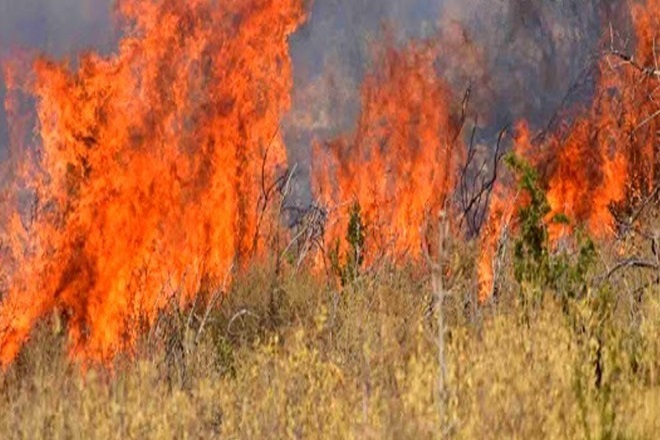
[458,125,508,236]
[607,50,660,79]
[597,258,659,284]
[607,23,660,79]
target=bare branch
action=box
[458,125,509,235]
[597,258,659,284]
[195,263,233,345]
[607,49,660,79]
[421,211,450,424]
[227,308,260,336]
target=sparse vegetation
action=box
[506,153,597,306]
[329,202,367,287]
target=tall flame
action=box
[313,41,463,263]
[3,0,660,364]
[478,0,660,301]
[0,0,305,365]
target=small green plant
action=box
[329,202,366,286]
[506,154,628,438]
[506,153,596,305]
[213,335,236,377]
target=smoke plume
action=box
[283,0,631,205]
[0,0,631,172]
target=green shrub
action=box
[506,153,596,306]
[329,202,366,286]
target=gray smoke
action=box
[0,0,633,198]
[437,0,628,134]
[0,0,115,55]
[284,0,631,206]
[284,0,442,205]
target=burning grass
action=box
[2,0,660,437]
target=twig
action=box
[619,183,660,239]
[226,309,260,336]
[631,109,660,135]
[421,211,449,425]
[597,258,659,284]
[607,49,660,79]
[195,264,234,345]
[251,129,287,257]
[459,125,509,235]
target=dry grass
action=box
[1,236,660,440]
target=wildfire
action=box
[0,0,305,365]
[313,41,463,264]
[1,0,660,367]
[478,0,660,300]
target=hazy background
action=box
[0,0,116,162]
[0,0,631,197]
[284,0,628,204]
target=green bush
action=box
[329,202,366,286]
[506,153,596,307]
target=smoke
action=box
[438,0,628,133]
[283,0,631,205]
[0,0,632,192]
[283,0,442,205]
[0,0,115,55]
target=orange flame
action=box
[313,41,463,263]
[477,0,660,301]
[0,0,305,365]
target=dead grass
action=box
[1,237,660,439]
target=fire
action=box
[477,0,660,301]
[2,0,660,366]
[313,41,463,264]
[0,0,305,365]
